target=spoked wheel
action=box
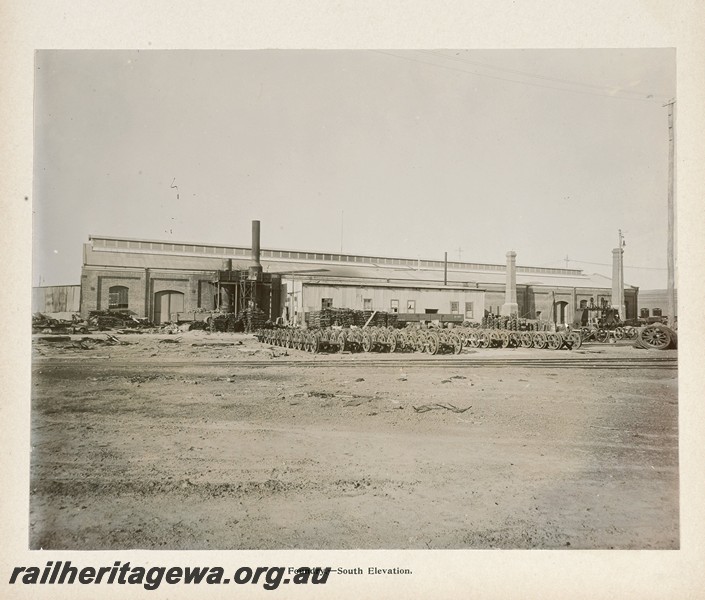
[520,332,533,348]
[476,331,491,348]
[625,326,638,340]
[567,330,582,350]
[466,331,480,348]
[498,331,511,348]
[426,332,440,355]
[546,332,562,350]
[361,331,373,352]
[595,329,610,343]
[337,330,348,352]
[638,325,672,350]
[377,330,389,351]
[414,332,427,353]
[614,326,625,340]
[388,331,398,353]
[533,331,548,349]
[310,332,321,354]
[450,332,463,354]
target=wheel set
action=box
[255,325,587,353]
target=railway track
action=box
[33,355,677,370]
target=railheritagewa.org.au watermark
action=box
[8,561,332,591]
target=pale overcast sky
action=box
[33,49,675,288]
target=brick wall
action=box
[81,267,218,320]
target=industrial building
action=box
[74,221,639,326]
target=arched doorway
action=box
[154,290,184,324]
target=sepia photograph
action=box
[29,48,679,552]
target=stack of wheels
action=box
[635,324,677,350]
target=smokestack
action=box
[501,250,519,316]
[444,252,448,285]
[251,220,261,266]
[611,247,625,319]
[249,220,263,280]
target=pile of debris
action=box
[32,313,90,334]
[208,313,244,333]
[87,310,153,331]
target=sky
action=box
[32,49,676,288]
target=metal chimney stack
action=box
[249,220,263,280]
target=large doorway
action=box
[154,290,184,324]
[554,301,569,326]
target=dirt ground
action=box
[30,331,679,550]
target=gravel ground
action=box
[30,331,678,549]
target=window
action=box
[108,285,128,310]
[464,302,474,319]
[363,298,372,310]
[652,307,662,317]
[322,298,333,309]
[640,308,650,318]
[406,300,415,313]
[450,301,459,314]
[390,299,399,313]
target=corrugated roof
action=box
[255,260,628,290]
[84,236,631,290]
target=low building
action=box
[32,284,81,314]
[77,225,638,326]
[638,289,678,320]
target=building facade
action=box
[77,231,638,326]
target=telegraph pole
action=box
[664,99,676,326]
[618,229,625,319]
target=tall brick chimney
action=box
[248,220,263,280]
[501,250,519,316]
